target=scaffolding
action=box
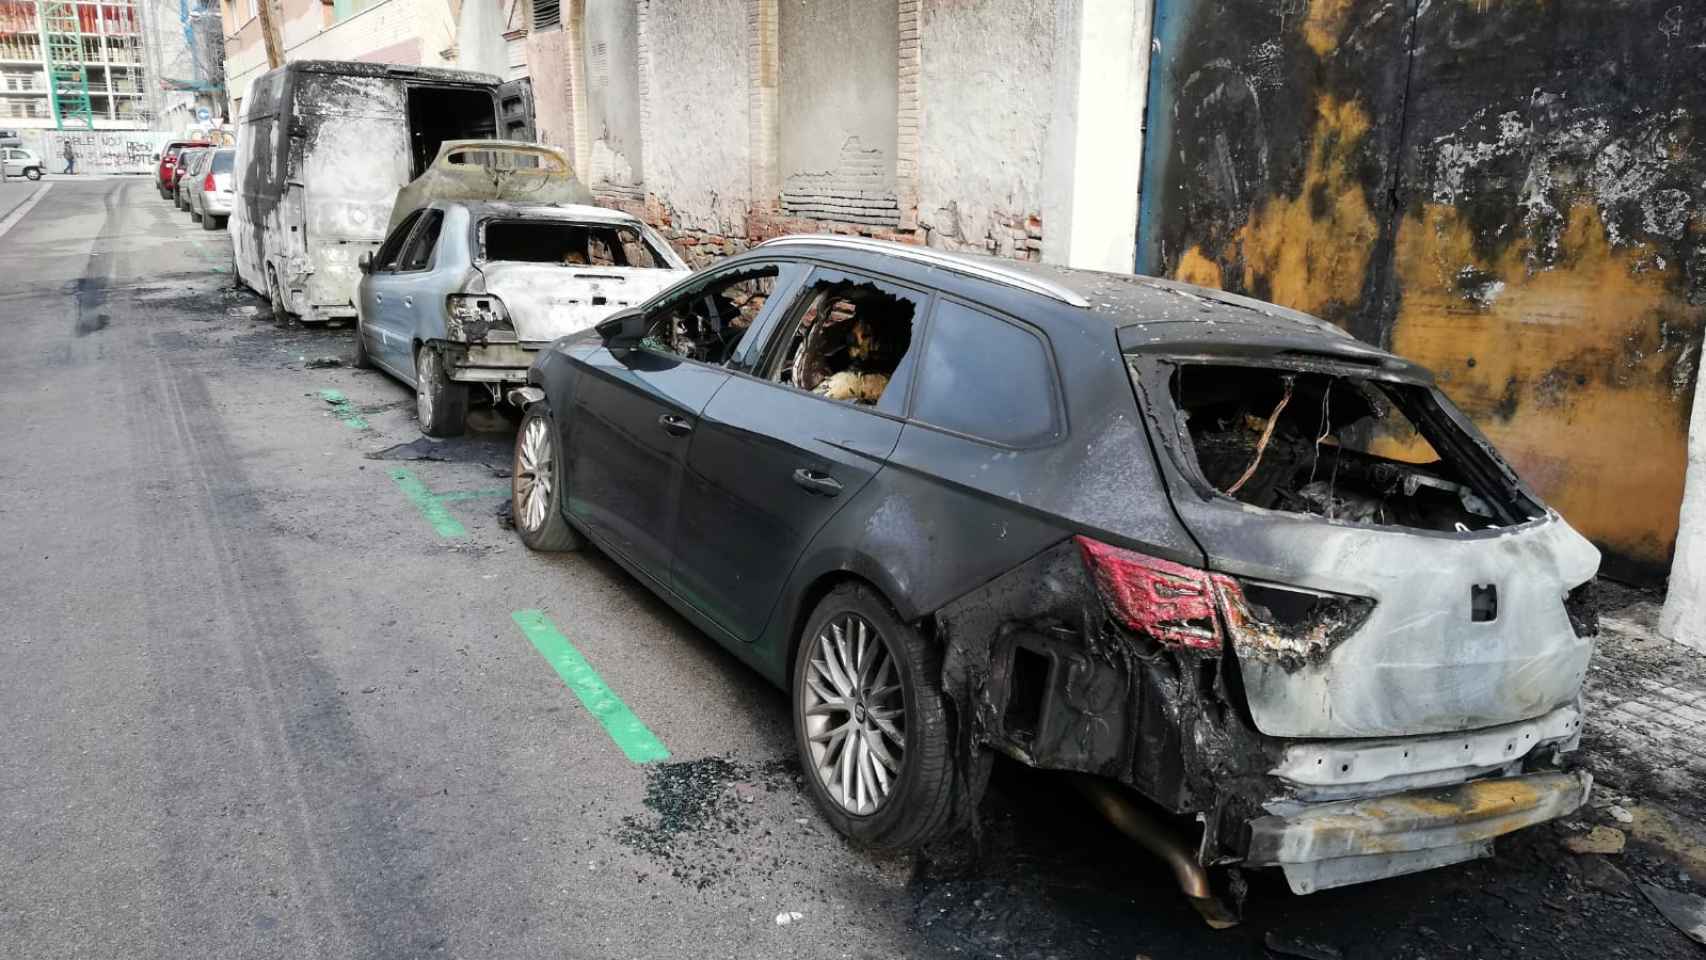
[40,0,93,128]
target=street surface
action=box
[2,178,1704,959]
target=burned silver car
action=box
[506,238,1599,919]
[355,200,688,436]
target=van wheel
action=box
[266,266,290,324]
[24,167,40,181]
[414,344,467,438]
[792,583,956,850]
[512,405,580,551]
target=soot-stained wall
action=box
[1140,0,1706,581]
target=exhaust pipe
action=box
[1072,775,1239,929]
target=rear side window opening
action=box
[1154,361,1542,533]
[481,220,669,268]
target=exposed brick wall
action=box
[895,0,919,230]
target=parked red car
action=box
[155,140,210,199]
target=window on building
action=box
[531,0,559,30]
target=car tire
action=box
[351,315,373,369]
[512,405,581,552]
[189,204,201,221]
[792,583,956,850]
[414,343,467,438]
[201,208,218,230]
[24,167,40,181]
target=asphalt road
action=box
[1,179,1699,960]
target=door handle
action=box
[402,296,413,308]
[658,413,693,437]
[792,468,843,496]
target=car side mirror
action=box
[357,251,373,275]
[595,308,648,351]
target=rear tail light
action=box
[203,172,215,191]
[1074,536,1221,649]
[1074,536,1373,661]
[446,294,515,342]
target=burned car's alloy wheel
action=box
[414,344,468,438]
[512,406,580,552]
[792,584,955,849]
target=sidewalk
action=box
[1576,584,1706,890]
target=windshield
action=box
[212,150,235,174]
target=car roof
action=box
[287,59,500,87]
[742,235,1419,374]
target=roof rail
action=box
[756,234,1090,308]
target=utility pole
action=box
[256,0,281,68]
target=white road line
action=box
[0,182,52,242]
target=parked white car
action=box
[355,200,691,436]
[3,147,44,181]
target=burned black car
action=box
[507,236,1598,913]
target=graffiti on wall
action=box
[1137,0,1706,582]
[22,130,183,174]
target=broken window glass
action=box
[642,265,781,366]
[767,270,919,411]
[482,221,668,269]
[1161,363,1535,532]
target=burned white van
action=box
[231,60,534,324]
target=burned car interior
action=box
[769,276,915,407]
[482,221,670,269]
[1164,362,1540,532]
[406,86,499,176]
[644,266,780,365]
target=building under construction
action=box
[0,0,221,129]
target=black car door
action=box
[672,266,928,644]
[565,261,801,588]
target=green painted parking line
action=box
[388,467,507,537]
[512,610,670,764]
[318,389,369,429]
[437,487,509,502]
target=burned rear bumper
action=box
[441,340,542,384]
[1245,769,1591,894]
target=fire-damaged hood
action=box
[474,262,689,342]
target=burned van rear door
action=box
[294,72,411,313]
[497,78,534,141]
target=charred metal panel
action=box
[1136,0,1706,581]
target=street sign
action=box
[195,107,211,122]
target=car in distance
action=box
[507,236,1600,905]
[355,200,689,436]
[2,146,43,180]
[186,147,236,230]
[174,148,209,211]
[155,140,210,199]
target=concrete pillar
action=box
[1040,0,1152,273]
[1660,357,1706,653]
